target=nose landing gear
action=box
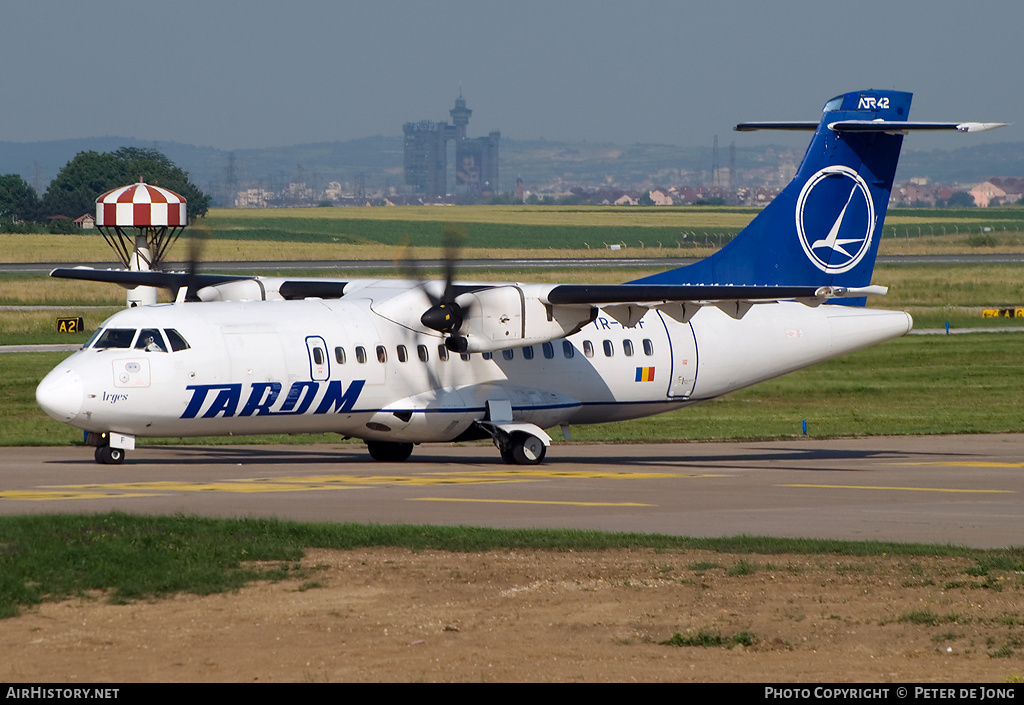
[86,432,133,465]
[94,445,125,465]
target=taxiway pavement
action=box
[3,434,1022,549]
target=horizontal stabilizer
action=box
[829,120,1009,133]
[736,120,1008,134]
[734,121,819,131]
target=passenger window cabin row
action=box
[84,328,654,363]
[333,338,656,365]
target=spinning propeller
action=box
[402,225,475,353]
[172,228,211,302]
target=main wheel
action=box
[94,445,125,465]
[366,440,414,462]
[498,441,516,464]
[509,432,546,465]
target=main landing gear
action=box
[366,440,415,462]
[364,426,550,465]
[496,430,547,465]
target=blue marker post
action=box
[945,322,950,335]
[802,420,807,436]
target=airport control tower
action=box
[450,94,472,141]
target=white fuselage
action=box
[36,293,912,444]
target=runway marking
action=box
[51,475,524,492]
[254,474,528,486]
[52,481,369,494]
[53,475,522,489]
[411,498,653,507]
[893,461,1024,468]
[428,470,722,480]
[0,490,165,501]
[10,469,709,502]
[7,474,530,501]
[780,484,1014,494]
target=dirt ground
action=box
[1,547,1023,683]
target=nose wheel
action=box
[94,445,125,465]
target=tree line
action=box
[0,147,210,233]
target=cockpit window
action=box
[135,329,166,352]
[90,327,191,352]
[93,328,136,349]
[164,329,190,352]
[82,328,103,350]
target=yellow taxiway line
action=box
[411,497,653,507]
[781,484,1014,494]
[2,469,715,501]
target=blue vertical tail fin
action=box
[632,90,913,300]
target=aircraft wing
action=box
[49,267,352,302]
[537,283,887,329]
[544,283,884,305]
[49,267,251,291]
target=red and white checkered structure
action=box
[93,181,190,305]
[96,181,187,227]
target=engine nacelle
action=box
[457,285,595,353]
[197,277,299,302]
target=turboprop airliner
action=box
[36,90,1005,464]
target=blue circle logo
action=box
[795,166,876,274]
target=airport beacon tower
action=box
[95,180,188,307]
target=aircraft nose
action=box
[36,366,84,422]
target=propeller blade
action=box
[396,237,442,307]
[439,223,467,305]
[402,223,474,339]
[182,232,206,302]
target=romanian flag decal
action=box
[635,366,655,382]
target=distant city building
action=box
[970,178,1023,207]
[235,187,274,208]
[403,94,499,198]
[403,120,450,198]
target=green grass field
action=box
[5,205,1024,263]
[206,204,1024,248]
[1,512,1017,619]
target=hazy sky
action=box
[3,0,1019,151]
